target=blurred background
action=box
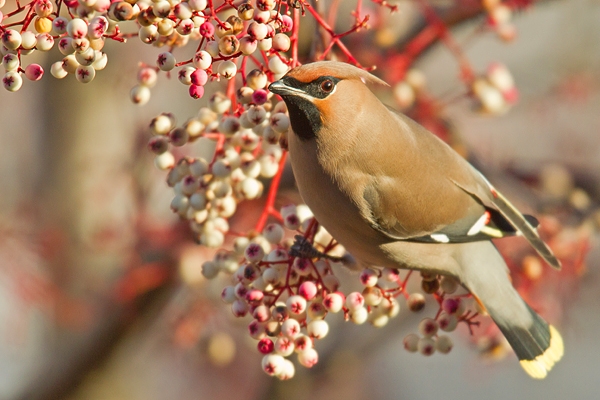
[1,0,600,399]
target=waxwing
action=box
[269,61,563,379]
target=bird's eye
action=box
[320,79,334,93]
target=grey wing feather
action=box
[454,171,562,270]
[487,183,561,269]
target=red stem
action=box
[291,9,300,67]
[254,151,288,232]
[306,5,364,67]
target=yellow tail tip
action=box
[519,325,564,379]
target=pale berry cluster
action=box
[471,62,517,115]
[130,0,293,104]
[48,16,110,83]
[483,0,517,42]
[1,0,293,92]
[197,203,480,378]
[149,94,289,247]
[203,204,342,379]
[1,0,112,90]
[402,275,473,357]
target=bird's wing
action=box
[365,168,560,269]
[454,171,562,269]
[361,109,560,269]
[365,179,539,244]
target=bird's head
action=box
[268,61,389,141]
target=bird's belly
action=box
[289,138,392,267]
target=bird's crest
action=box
[285,61,389,87]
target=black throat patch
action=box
[284,96,321,141]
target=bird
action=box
[268,61,564,379]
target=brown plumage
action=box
[269,61,563,378]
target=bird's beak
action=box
[269,80,303,97]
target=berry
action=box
[418,337,436,356]
[442,298,461,315]
[298,281,318,301]
[418,318,439,337]
[345,292,365,311]
[438,312,458,332]
[306,320,329,339]
[297,348,318,368]
[3,71,22,92]
[350,307,368,324]
[323,292,344,313]
[360,268,379,287]
[403,333,420,352]
[201,261,219,279]
[286,295,307,314]
[262,354,285,376]
[407,293,426,312]
[281,318,301,339]
[258,337,274,354]
[157,52,176,71]
[435,335,453,354]
[274,337,295,356]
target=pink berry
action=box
[252,89,268,104]
[190,68,208,86]
[442,298,461,314]
[189,85,205,99]
[257,337,274,354]
[199,21,215,38]
[246,289,264,304]
[280,15,293,32]
[298,281,317,301]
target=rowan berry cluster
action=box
[148,89,288,246]
[1,0,112,89]
[1,0,294,91]
[130,0,295,104]
[194,203,482,378]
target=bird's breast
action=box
[288,134,391,266]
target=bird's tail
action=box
[456,241,564,379]
[495,304,564,379]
